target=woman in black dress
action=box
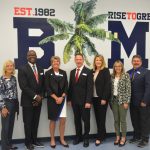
[45,56,68,148]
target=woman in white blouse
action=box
[111,60,131,147]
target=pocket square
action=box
[59,74,63,76]
[82,73,87,76]
[40,73,44,75]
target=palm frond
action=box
[39,33,69,45]
[76,23,92,34]
[86,14,108,27]
[107,33,121,44]
[71,1,83,24]
[73,34,85,53]
[82,35,98,56]
[82,49,91,66]
[89,28,106,40]
[47,18,74,33]
[71,0,97,24]
[63,36,75,64]
[82,0,97,20]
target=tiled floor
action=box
[3,137,150,150]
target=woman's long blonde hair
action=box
[2,60,15,76]
[112,60,125,77]
[93,54,106,71]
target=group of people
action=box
[0,50,150,150]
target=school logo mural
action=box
[12,0,149,69]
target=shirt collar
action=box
[132,66,142,72]
[28,62,37,68]
[76,65,84,71]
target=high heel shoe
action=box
[95,139,101,146]
[119,139,126,147]
[59,141,69,148]
[114,139,120,145]
[50,144,56,148]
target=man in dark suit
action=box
[68,53,93,147]
[127,55,150,148]
[18,50,44,150]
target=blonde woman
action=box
[92,55,111,146]
[45,56,68,148]
[111,60,131,147]
[0,60,19,150]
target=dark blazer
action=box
[68,66,93,105]
[45,68,68,97]
[18,64,44,107]
[92,68,111,102]
[127,67,150,106]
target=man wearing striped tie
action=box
[18,50,45,150]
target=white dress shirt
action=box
[75,65,84,77]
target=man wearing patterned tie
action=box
[18,50,45,150]
[68,53,93,147]
[127,55,150,148]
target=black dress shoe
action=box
[50,144,56,148]
[59,141,69,148]
[129,138,141,144]
[32,142,44,148]
[73,138,83,145]
[137,140,148,148]
[10,146,18,149]
[25,144,34,150]
[83,139,89,147]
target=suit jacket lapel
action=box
[37,65,43,84]
[27,64,38,85]
[72,69,76,84]
[134,68,143,80]
[50,69,63,83]
[78,66,86,82]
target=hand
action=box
[67,101,72,106]
[141,102,146,107]
[101,100,107,105]
[1,107,9,118]
[56,97,63,104]
[85,103,91,108]
[35,95,42,103]
[32,100,39,107]
[123,103,129,109]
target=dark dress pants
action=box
[130,103,150,141]
[93,97,108,141]
[72,103,90,140]
[22,105,41,146]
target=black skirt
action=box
[47,97,65,121]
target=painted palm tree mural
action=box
[39,0,120,65]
